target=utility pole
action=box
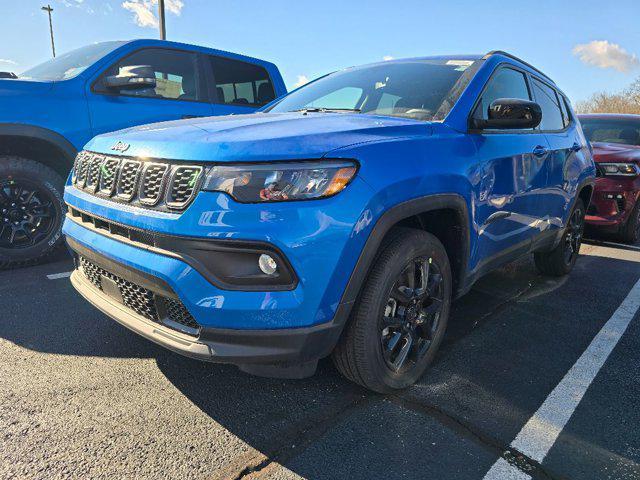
[158,0,166,40]
[41,4,56,57]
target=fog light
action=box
[258,254,278,275]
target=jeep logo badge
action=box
[111,141,130,153]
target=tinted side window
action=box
[559,95,571,128]
[97,48,204,101]
[209,56,275,106]
[473,68,531,126]
[532,78,564,131]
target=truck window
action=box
[97,48,204,102]
[209,56,275,106]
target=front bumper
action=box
[68,238,344,368]
[585,176,639,230]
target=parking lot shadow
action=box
[2,248,638,479]
[155,251,640,479]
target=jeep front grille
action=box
[73,151,203,212]
[78,255,200,335]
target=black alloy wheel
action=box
[0,179,56,249]
[332,228,452,393]
[380,256,444,373]
[562,202,585,265]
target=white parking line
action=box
[46,271,72,280]
[483,276,640,479]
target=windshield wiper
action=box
[294,107,361,114]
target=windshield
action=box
[268,58,481,121]
[19,41,126,81]
[581,118,640,146]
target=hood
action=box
[0,78,54,95]
[85,112,429,162]
[591,141,640,163]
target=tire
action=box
[619,201,640,245]
[0,156,66,269]
[534,198,585,276]
[332,228,452,393]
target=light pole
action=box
[158,0,166,40]
[41,4,56,58]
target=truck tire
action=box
[0,156,66,269]
[619,201,640,245]
[534,198,585,276]
[332,228,452,393]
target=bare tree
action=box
[576,77,640,114]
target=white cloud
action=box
[383,55,394,61]
[573,40,639,73]
[293,75,309,88]
[122,0,184,29]
[0,59,17,65]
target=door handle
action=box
[533,145,548,157]
[181,114,204,119]
[570,142,582,152]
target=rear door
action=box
[469,66,550,265]
[87,47,214,136]
[531,77,587,235]
[204,55,277,115]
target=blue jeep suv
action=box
[63,51,595,392]
[0,39,285,268]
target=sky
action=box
[1,0,640,104]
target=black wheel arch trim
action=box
[335,193,471,325]
[0,123,78,165]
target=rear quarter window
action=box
[532,78,564,131]
[209,56,275,106]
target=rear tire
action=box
[332,228,452,393]
[0,156,66,270]
[534,198,585,276]
[619,201,640,245]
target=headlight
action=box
[202,160,358,202]
[599,162,640,177]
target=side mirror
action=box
[104,65,156,91]
[472,98,542,130]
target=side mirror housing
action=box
[471,98,542,130]
[104,65,156,91]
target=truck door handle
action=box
[571,142,582,152]
[533,145,548,157]
[182,115,203,119]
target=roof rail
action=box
[483,50,555,84]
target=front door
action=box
[469,67,549,268]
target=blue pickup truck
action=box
[0,39,286,268]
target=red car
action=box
[578,114,640,243]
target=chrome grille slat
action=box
[166,166,203,209]
[85,154,105,192]
[98,158,121,196]
[116,160,142,201]
[75,152,91,187]
[139,163,169,205]
[72,151,201,212]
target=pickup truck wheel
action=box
[332,228,452,393]
[534,198,585,276]
[619,201,640,244]
[0,156,66,269]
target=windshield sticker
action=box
[446,60,474,71]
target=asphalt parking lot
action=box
[1,237,639,480]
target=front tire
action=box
[0,156,66,269]
[332,228,452,393]
[534,198,585,276]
